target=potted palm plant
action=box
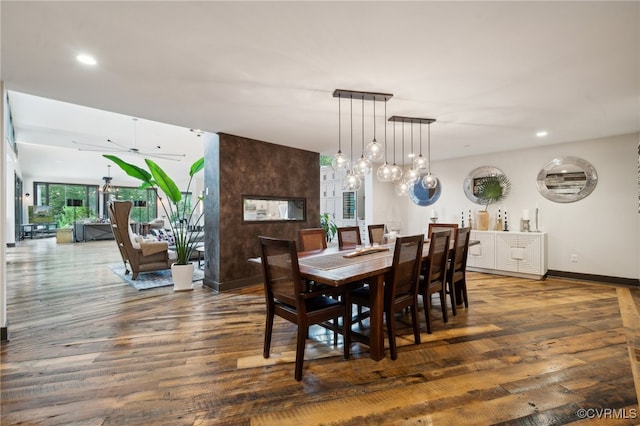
[474,174,511,231]
[104,154,205,290]
[320,213,337,242]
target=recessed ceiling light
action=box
[76,54,97,66]
[536,130,548,138]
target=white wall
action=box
[371,133,639,280]
[365,171,409,233]
[1,81,7,334]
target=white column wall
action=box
[1,81,7,335]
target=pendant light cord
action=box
[401,120,405,167]
[427,123,432,174]
[393,120,396,164]
[338,94,341,152]
[350,95,353,164]
[383,98,387,159]
[372,97,376,142]
[361,95,365,152]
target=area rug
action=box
[108,264,204,291]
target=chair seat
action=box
[304,295,342,311]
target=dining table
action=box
[251,237,478,362]
[297,244,395,361]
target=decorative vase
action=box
[171,263,194,292]
[476,211,490,231]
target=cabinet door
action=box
[495,233,520,272]
[468,231,495,269]
[495,233,543,275]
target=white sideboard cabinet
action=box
[468,230,547,280]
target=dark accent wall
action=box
[203,133,320,292]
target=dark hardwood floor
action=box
[2,238,638,425]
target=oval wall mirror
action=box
[463,166,506,204]
[536,156,597,203]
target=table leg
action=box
[368,273,385,361]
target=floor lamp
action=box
[67,199,83,242]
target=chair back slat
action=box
[452,227,471,272]
[259,237,303,307]
[427,230,451,284]
[388,235,424,298]
[428,223,458,242]
[298,228,327,252]
[368,224,385,245]
[337,226,361,249]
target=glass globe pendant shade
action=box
[331,150,351,172]
[390,163,403,182]
[364,140,384,162]
[354,155,372,176]
[343,170,362,191]
[413,154,428,171]
[422,173,438,189]
[376,162,393,182]
[394,180,409,196]
[403,168,420,185]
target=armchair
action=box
[109,201,173,280]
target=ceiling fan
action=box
[72,118,186,161]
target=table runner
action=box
[299,249,392,270]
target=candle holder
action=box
[520,219,530,232]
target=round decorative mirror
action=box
[463,166,506,204]
[409,176,441,206]
[536,156,597,203]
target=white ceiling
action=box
[2,1,639,186]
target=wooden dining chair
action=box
[448,227,471,312]
[337,226,361,249]
[419,230,451,334]
[368,224,385,246]
[350,234,424,360]
[298,228,327,252]
[428,223,458,242]
[258,236,351,381]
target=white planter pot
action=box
[171,263,194,292]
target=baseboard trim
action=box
[203,274,262,292]
[547,270,639,287]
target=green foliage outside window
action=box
[34,182,99,227]
[320,155,333,166]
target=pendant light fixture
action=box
[403,119,420,185]
[394,126,409,196]
[414,120,428,171]
[376,97,393,182]
[343,94,361,191]
[390,119,403,182]
[333,89,393,184]
[102,165,113,193]
[364,97,384,162]
[354,95,371,176]
[331,93,350,172]
[422,119,438,189]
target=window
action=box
[115,187,158,222]
[342,192,355,220]
[34,182,99,227]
